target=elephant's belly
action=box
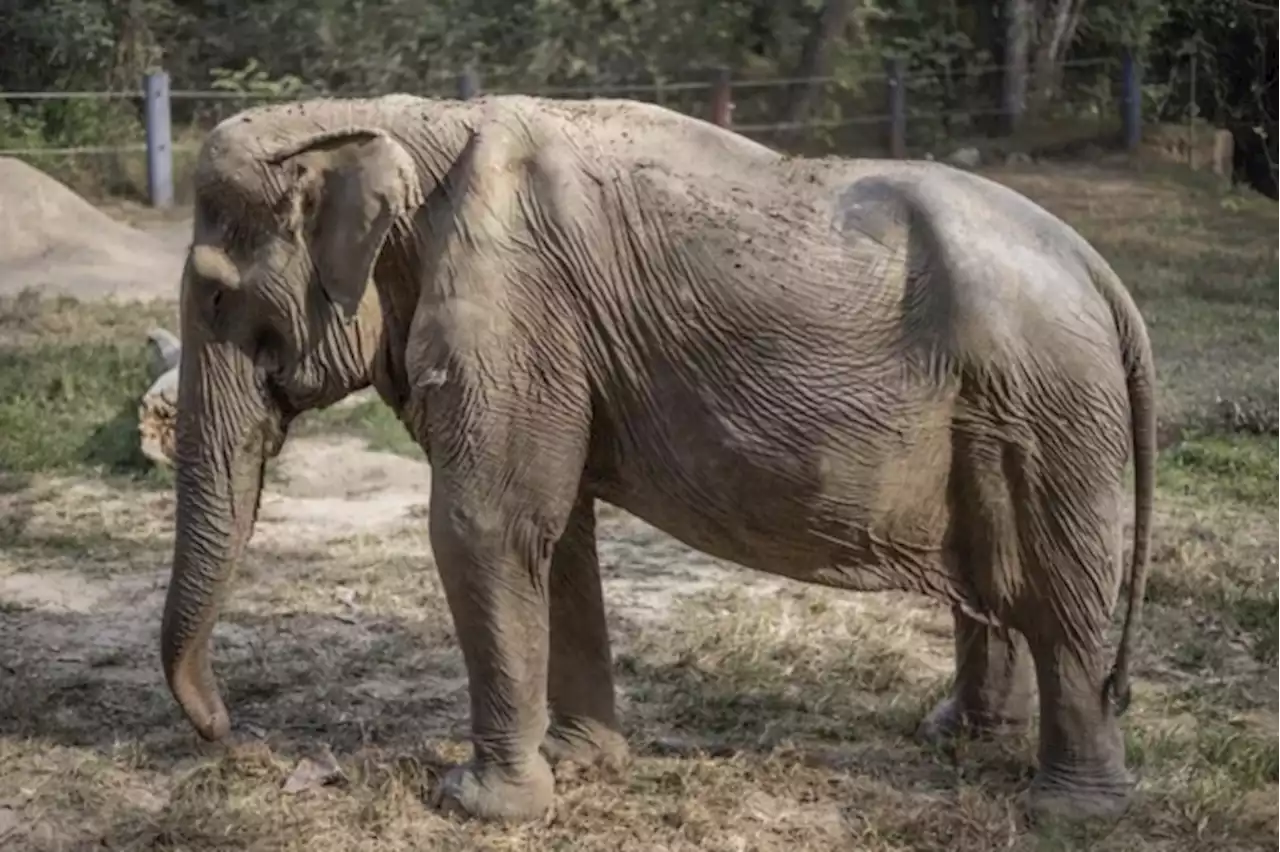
[591,401,961,598]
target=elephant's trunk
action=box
[160,339,279,741]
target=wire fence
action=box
[0,51,1217,206]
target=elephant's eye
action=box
[202,284,236,337]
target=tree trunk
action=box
[975,0,1004,135]
[784,0,858,139]
[1031,0,1086,105]
[1002,0,1033,135]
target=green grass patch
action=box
[1232,587,1280,666]
[1158,432,1278,507]
[0,293,427,479]
[0,339,168,481]
[1126,716,1279,792]
[0,293,177,481]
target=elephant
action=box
[159,93,1155,826]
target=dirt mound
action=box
[0,157,187,301]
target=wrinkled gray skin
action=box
[161,93,1156,825]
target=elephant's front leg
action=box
[415,306,593,821]
[429,493,560,822]
[543,493,629,771]
[917,608,1036,744]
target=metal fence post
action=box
[886,57,906,158]
[143,71,173,208]
[458,65,480,100]
[1121,48,1141,151]
[710,68,732,127]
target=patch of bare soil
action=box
[0,157,189,301]
[255,436,434,547]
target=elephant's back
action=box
[829,161,1127,386]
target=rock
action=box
[945,146,982,168]
[282,748,345,794]
[1005,151,1033,166]
[145,327,181,379]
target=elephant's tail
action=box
[1096,265,1156,718]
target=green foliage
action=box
[0,0,149,193]
[1079,0,1171,54]
[874,0,986,68]
[1144,0,1278,193]
[209,59,310,99]
[0,104,45,150]
[0,0,1274,194]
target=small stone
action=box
[945,146,982,168]
[145,328,181,379]
[283,748,345,794]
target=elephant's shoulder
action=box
[429,105,599,236]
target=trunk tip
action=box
[193,709,232,742]
[164,650,233,742]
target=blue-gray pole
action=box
[458,66,480,100]
[144,71,174,208]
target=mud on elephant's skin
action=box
[160,93,1155,825]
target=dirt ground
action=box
[0,157,1276,851]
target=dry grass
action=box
[1,161,1277,851]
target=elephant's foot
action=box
[920,612,1035,746]
[1024,633,1133,824]
[542,719,631,772]
[916,694,1031,745]
[1027,765,1135,823]
[431,757,555,824]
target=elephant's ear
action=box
[269,129,421,320]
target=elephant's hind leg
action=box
[917,608,1035,744]
[920,429,1036,744]
[1022,622,1133,821]
[543,491,630,772]
[1017,462,1133,821]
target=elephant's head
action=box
[161,107,424,741]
